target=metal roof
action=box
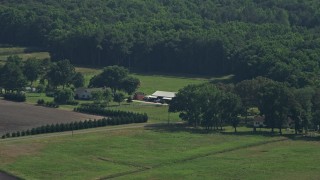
[152,91,176,98]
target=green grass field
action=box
[1,48,320,180]
[75,66,209,95]
[0,46,50,65]
[0,126,319,180]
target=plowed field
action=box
[0,100,103,133]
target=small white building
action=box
[152,91,176,100]
[145,91,176,102]
[75,88,103,100]
[25,87,37,92]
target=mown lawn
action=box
[75,66,209,95]
[0,126,307,180]
[0,46,50,65]
[132,73,208,95]
[124,138,320,180]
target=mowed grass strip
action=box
[0,47,26,55]
[108,103,181,123]
[132,73,208,95]
[0,127,283,180]
[75,67,209,94]
[0,52,50,61]
[123,139,320,180]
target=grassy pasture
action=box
[0,46,50,65]
[75,66,209,94]
[124,137,320,180]
[0,126,319,179]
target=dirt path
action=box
[0,100,103,133]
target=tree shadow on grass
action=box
[145,123,320,141]
[144,123,213,134]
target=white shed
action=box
[151,91,176,100]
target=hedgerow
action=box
[2,116,147,139]
[74,104,148,122]
[3,92,26,102]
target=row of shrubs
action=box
[74,104,148,121]
[3,92,26,102]
[37,99,79,108]
[37,99,59,108]
[2,116,148,139]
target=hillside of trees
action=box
[1,0,320,87]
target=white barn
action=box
[151,91,176,100]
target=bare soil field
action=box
[0,100,103,133]
[0,172,18,180]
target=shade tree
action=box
[23,58,41,86]
[257,82,292,134]
[113,91,126,106]
[170,83,243,130]
[46,59,76,89]
[72,72,85,88]
[0,55,27,92]
[89,65,140,95]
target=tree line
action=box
[0,55,84,93]
[0,1,320,87]
[170,77,320,134]
[2,113,148,139]
[0,55,140,105]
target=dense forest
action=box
[1,0,320,87]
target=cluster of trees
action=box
[0,56,138,106]
[0,56,84,93]
[89,65,140,105]
[169,83,242,132]
[89,65,140,95]
[170,77,320,134]
[2,115,147,139]
[1,1,320,87]
[3,92,26,102]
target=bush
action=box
[45,101,59,108]
[11,132,16,137]
[3,92,26,102]
[54,89,74,104]
[66,100,79,106]
[37,99,45,105]
[113,92,126,105]
[127,96,133,103]
[37,84,46,93]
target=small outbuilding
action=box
[144,91,176,103]
[151,91,176,100]
[133,92,146,101]
[253,115,265,128]
[75,88,103,100]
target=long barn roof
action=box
[152,91,176,98]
